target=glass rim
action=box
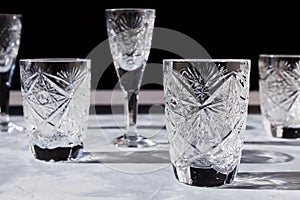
[19,58,91,63]
[105,8,155,13]
[0,14,22,18]
[163,59,251,63]
[259,54,300,58]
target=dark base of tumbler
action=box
[0,121,9,132]
[282,127,300,139]
[172,165,237,187]
[269,123,300,139]
[31,143,83,161]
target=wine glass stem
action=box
[124,89,139,140]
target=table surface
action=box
[1,114,300,200]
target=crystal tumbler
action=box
[163,59,251,187]
[20,59,91,161]
[259,55,300,138]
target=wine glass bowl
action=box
[106,8,155,147]
[106,9,154,72]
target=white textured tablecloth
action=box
[1,114,300,200]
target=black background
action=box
[2,0,300,91]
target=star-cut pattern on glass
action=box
[21,64,89,148]
[260,60,300,126]
[165,62,249,174]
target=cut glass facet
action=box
[259,55,300,138]
[20,59,91,161]
[164,59,250,186]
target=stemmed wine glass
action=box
[0,14,22,132]
[106,8,156,147]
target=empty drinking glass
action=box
[0,14,22,132]
[106,8,155,147]
[259,54,300,138]
[164,59,251,186]
[20,59,91,161]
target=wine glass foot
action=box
[0,122,24,133]
[112,135,156,148]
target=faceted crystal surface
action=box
[106,9,155,72]
[0,15,22,131]
[0,15,21,72]
[164,60,250,185]
[105,9,156,147]
[259,57,300,132]
[20,60,91,149]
